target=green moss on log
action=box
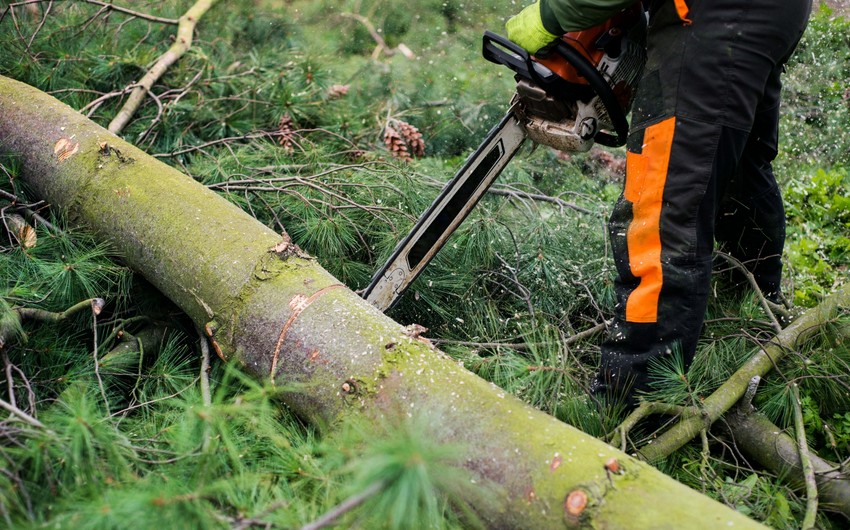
[0,75,765,529]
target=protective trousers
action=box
[597,0,811,399]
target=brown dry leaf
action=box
[19,224,36,249]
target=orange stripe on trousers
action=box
[623,117,676,323]
[674,0,692,25]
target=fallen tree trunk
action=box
[0,75,762,528]
[724,408,850,521]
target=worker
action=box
[506,0,811,406]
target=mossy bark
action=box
[0,75,763,529]
[724,409,850,520]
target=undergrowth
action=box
[0,0,848,528]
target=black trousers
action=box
[597,0,811,398]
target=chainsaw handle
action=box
[482,31,630,147]
[482,31,564,91]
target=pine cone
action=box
[384,124,411,162]
[327,84,350,99]
[396,120,425,158]
[384,119,425,162]
[278,113,296,152]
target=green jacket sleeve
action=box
[540,0,639,33]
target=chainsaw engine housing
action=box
[515,5,647,151]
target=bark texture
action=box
[724,409,850,521]
[0,75,762,529]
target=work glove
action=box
[505,2,559,54]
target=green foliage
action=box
[335,416,480,529]
[831,411,850,456]
[784,168,850,305]
[780,8,850,169]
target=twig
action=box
[340,13,392,58]
[300,480,385,530]
[0,189,59,233]
[78,84,142,116]
[153,130,278,157]
[488,186,597,217]
[699,428,711,493]
[430,339,530,350]
[610,401,690,452]
[715,251,781,332]
[109,378,199,418]
[230,500,290,530]
[24,0,51,51]
[16,297,104,323]
[108,0,220,134]
[0,396,46,430]
[1,0,179,26]
[3,353,16,409]
[430,321,607,351]
[564,321,608,347]
[791,383,818,529]
[79,0,178,24]
[197,327,211,407]
[92,301,109,410]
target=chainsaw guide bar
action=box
[363,8,646,312]
[362,111,527,311]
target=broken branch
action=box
[108,0,219,134]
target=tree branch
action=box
[724,408,850,520]
[637,286,850,462]
[791,383,819,529]
[300,480,385,530]
[1,0,179,26]
[107,0,219,134]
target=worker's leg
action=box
[595,0,811,402]
[715,65,787,300]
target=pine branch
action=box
[198,327,211,407]
[15,297,104,323]
[2,298,105,349]
[339,13,391,59]
[1,0,179,26]
[0,396,46,430]
[300,480,385,530]
[637,286,850,462]
[107,0,219,134]
[610,401,691,452]
[715,251,782,332]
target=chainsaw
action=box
[362,6,647,312]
